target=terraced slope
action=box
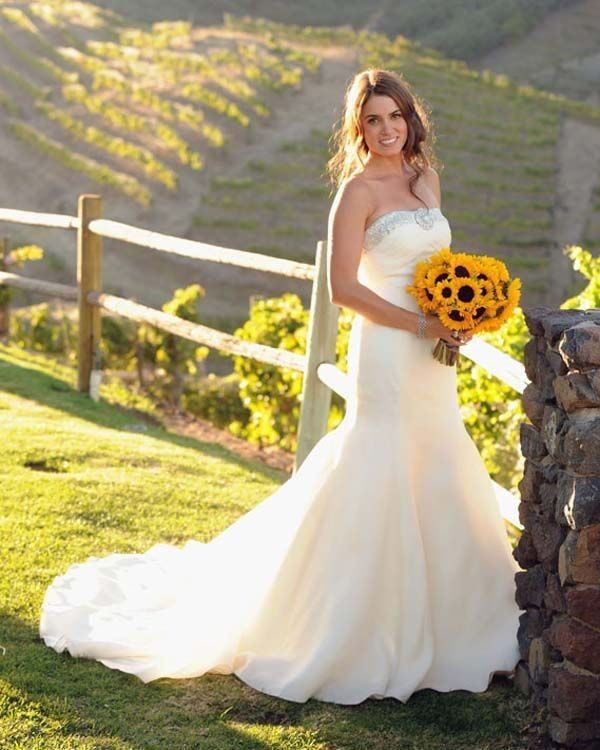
[0,3,599,326]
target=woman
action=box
[40,68,521,705]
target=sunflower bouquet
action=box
[406,246,521,366]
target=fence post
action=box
[77,194,102,393]
[0,236,9,338]
[294,239,339,473]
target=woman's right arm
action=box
[327,179,457,344]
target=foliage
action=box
[137,284,209,405]
[559,245,600,309]
[9,285,212,409]
[0,244,44,306]
[9,302,75,355]
[182,371,250,428]
[228,293,308,451]
[0,83,21,115]
[35,100,178,189]
[61,82,207,164]
[0,62,49,99]
[457,307,527,494]
[227,293,354,450]
[7,121,151,206]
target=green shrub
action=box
[228,293,308,451]
[227,293,353,450]
[137,284,209,405]
[457,306,527,493]
[182,372,250,428]
[0,244,44,306]
[560,245,600,309]
[10,302,76,357]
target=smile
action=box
[379,137,399,145]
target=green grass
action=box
[0,342,529,749]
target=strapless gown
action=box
[40,206,522,705]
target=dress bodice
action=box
[358,207,452,313]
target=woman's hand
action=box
[424,315,473,346]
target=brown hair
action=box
[326,68,439,205]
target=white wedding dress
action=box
[40,205,522,705]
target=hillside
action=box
[0,342,529,749]
[90,0,570,62]
[474,0,600,288]
[0,2,599,332]
[477,0,600,105]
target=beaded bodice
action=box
[363,206,446,252]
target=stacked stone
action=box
[514,306,600,749]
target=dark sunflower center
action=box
[457,285,475,302]
[473,306,486,319]
[449,310,465,321]
[435,272,449,283]
[455,265,470,278]
[441,286,452,298]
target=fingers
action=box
[448,331,472,346]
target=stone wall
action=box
[514,306,600,749]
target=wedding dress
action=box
[40,205,522,705]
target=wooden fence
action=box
[0,193,529,526]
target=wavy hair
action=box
[326,68,439,204]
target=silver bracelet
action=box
[416,311,427,339]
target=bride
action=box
[40,68,521,705]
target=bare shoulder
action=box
[331,173,373,215]
[328,174,373,233]
[421,165,441,204]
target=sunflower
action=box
[438,306,473,331]
[470,257,489,276]
[425,265,451,288]
[470,303,488,324]
[428,246,453,266]
[432,278,455,305]
[448,252,477,279]
[412,262,430,288]
[407,283,438,313]
[506,277,521,307]
[477,278,494,301]
[454,278,480,306]
[481,257,510,285]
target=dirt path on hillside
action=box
[550,116,600,303]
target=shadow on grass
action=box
[1,611,529,750]
[1,612,303,750]
[0,350,286,483]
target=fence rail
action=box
[0,194,527,527]
[88,290,307,372]
[0,270,78,301]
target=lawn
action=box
[0,344,529,750]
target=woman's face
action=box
[359,94,407,158]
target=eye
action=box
[392,112,402,118]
